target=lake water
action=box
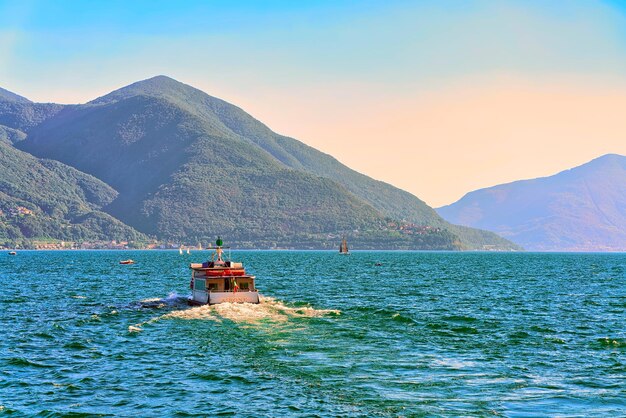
[1,251,625,416]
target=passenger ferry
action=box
[188,237,259,305]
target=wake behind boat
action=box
[188,237,259,305]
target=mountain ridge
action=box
[0,88,64,133]
[0,87,31,104]
[86,76,445,225]
[2,76,518,249]
[437,154,626,251]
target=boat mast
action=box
[340,236,349,253]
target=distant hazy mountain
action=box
[1,76,517,249]
[437,154,626,251]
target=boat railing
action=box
[207,289,258,293]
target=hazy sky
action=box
[1,0,626,206]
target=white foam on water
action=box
[128,325,143,333]
[128,295,339,332]
[162,295,339,324]
[136,292,188,309]
[432,358,476,369]
[164,291,181,302]
[139,297,162,303]
[163,305,221,322]
[128,314,163,332]
[139,291,181,303]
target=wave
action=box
[391,313,417,324]
[0,406,17,414]
[451,326,479,334]
[596,337,626,348]
[162,296,339,323]
[128,295,339,332]
[130,292,188,309]
[63,341,90,350]
[128,325,143,333]
[442,315,478,323]
[432,358,477,369]
[7,357,53,368]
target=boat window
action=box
[208,283,219,291]
[194,280,206,291]
[240,282,249,290]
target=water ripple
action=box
[1,250,625,416]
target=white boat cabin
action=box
[188,238,259,305]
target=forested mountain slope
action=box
[0,125,145,245]
[1,76,517,249]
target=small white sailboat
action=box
[186,248,190,255]
[179,247,183,255]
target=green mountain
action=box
[90,76,444,226]
[2,76,517,249]
[0,124,146,246]
[0,88,64,133]
[0,124,26,144]
[0,87,31,104]
[437,154,626,251]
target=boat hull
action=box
[188,290,260,305]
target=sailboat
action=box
[186,248,190,254]
[179,247,183,255]
[339,236,350,255]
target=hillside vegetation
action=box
[0,127,146,246]
[1,76,518,250]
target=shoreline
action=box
[3,248,625,254]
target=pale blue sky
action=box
[2,0,626,101]
[1,0,626,205]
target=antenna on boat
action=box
[215,236,224,263]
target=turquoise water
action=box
[1,251,625,416]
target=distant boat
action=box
[339,237,350,255]
[119,259,134,265]
[179,247,183,255]
[186,248,190,254]
[8,251,16,255]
